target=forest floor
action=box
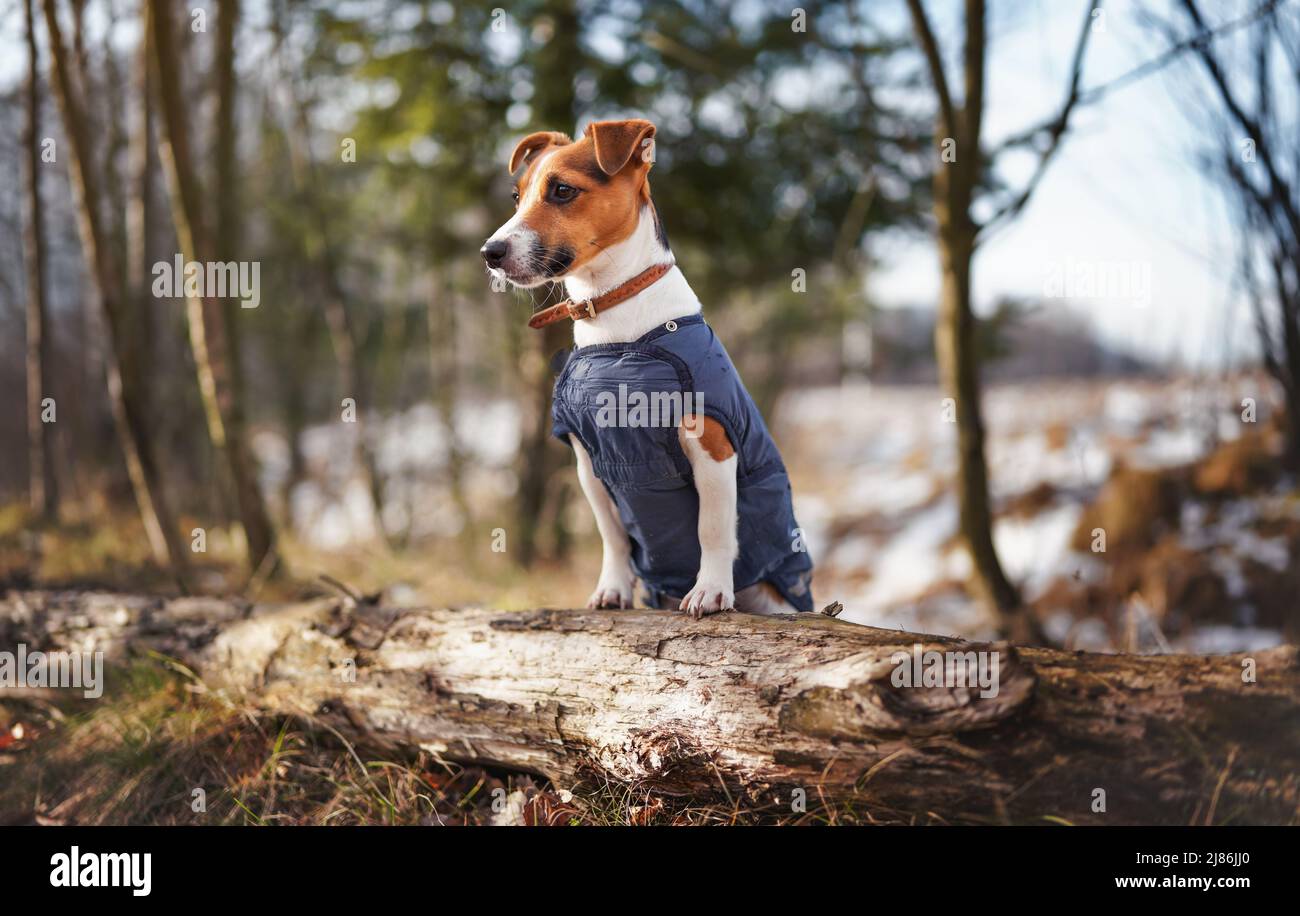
[0,655,917,826]
[1,372,1296,825]
[0,508,911,824]
[782,373,1298,652]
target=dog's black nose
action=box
[481,240,508,269]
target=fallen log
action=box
[2,589,1297,824]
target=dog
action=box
[482,118,813,618]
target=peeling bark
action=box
[2,591,1296,825]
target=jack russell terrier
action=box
[481,118,813,618]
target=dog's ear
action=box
[587,119,656,176]
[509,131,570,174]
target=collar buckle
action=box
[530,263,673,332]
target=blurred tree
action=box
[1165,0,1300,471]
[215,0,247,482]
[904,0,1100,642]
[267,0,391,545]
[125,0,155,434]
[149,0,278,576]
[22,0,58,522]
[294,0,513,545]
[285,0,922,530]
[584,0,926,411]
[41,0,190,588]
[195,0,924,561]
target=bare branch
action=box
[1178,0,1300,243]
[1239,241,1281,381]
[994,0,1282,154]
[904,0,957,138]
[978,0,1101,237]
[961,0,985,163]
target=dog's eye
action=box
[549,183,579,203]
[511,188,520,206]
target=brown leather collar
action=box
[527,262,674,330]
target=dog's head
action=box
[481,118,657,287]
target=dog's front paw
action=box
[679,576,735,620]
[587,566,636,609]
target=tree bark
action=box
[213,0,252,501]
[424,275,474,539]
[908,0,1040,641]
[148,0,277,576]
[935,227,1036,638]
[40,0,190,589]
[125,0,156,427]
[4,590,1296,825]
[22,0,57,522]
[516,320,571,567]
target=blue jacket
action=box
[552,314,814,610]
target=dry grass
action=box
[0,658,555,826]
[0,501,955,826]
[0,499,599,611]
[0,657,921,826]
[0,501,606,826]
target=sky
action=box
[867,0,1252,370]
[0,0,1256,370]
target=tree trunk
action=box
[125,0,155,428]
[97,0,130,286]
[40,0,190,589]
[214,0,238,271]
[911,0,1037,642]
[22,0,57,522]
[934,227,1038,640]
[148,0,277,576]
[213,0,247,465]
[516,320,570,567]
[1272,262,1300,472]
[426,276,474,535]
[3,590,1295,825]
[288,139,387,542]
